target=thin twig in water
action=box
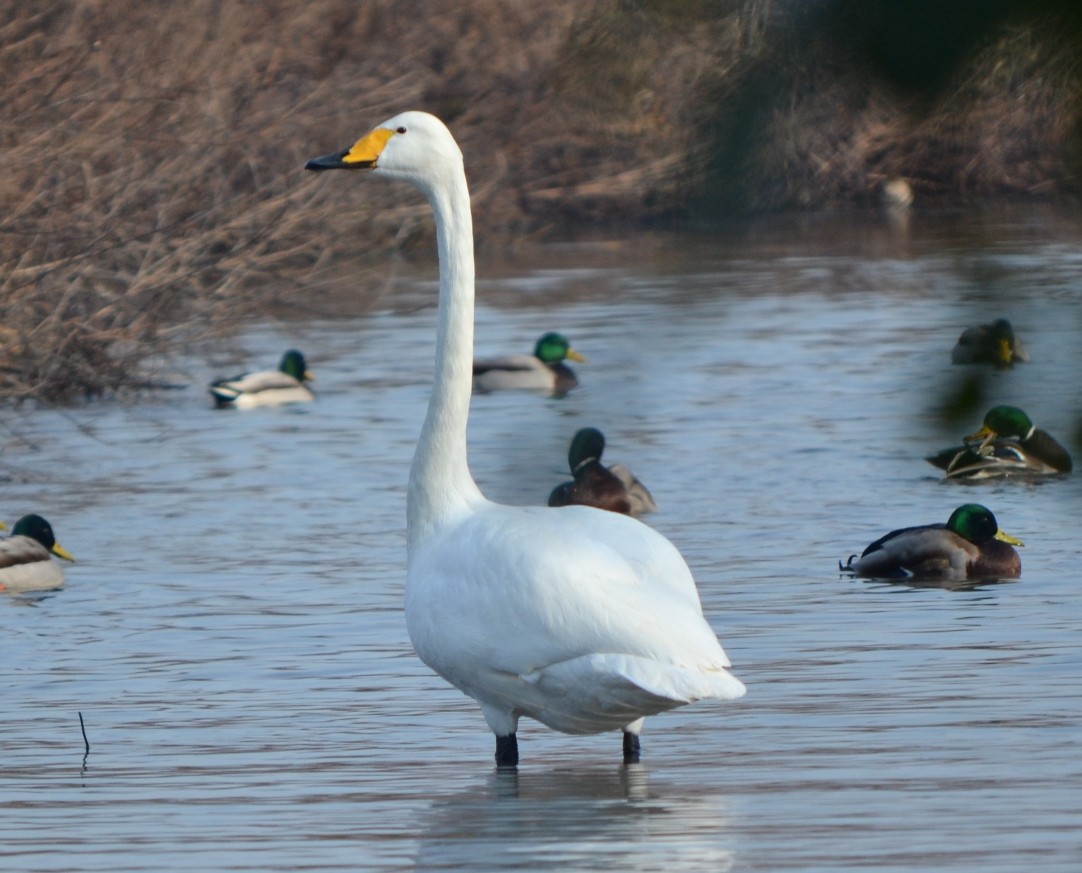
[78,711,90,758]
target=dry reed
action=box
[2,1,1079,401]
[0,0,706,401]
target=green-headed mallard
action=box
[548,427,658,516]
[209,349,314,409]
[0,514,75,593]
[927,405,1072,478]
[840,503,1022,581]
[950,318,1028,367]
[473,332,585,395]
[306,111,744,767]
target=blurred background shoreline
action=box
[2,0,1081,402]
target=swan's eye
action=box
[396,126,407,134]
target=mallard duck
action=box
[927,405,1072,478]
[209,349,314,409]
[473,332,585,395]
[840,503,1022,581]
[950,318,1028,367]
[548,428,658,516]
[0,514,75,593]
[307,111,744,766]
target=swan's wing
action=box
[407,504,732,684]
[521,651,745,733]
[406,503,743,733]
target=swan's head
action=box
[305,111,463,191]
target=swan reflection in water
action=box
[412,765,737,872]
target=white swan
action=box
[306,111,745,765]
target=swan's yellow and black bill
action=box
[305,149,355,171]
[305,127,394,171]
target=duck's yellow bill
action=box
[995,529,1023,547]
[52,542,75,562]
[566,348,587,363]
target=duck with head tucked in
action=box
[950,318,1028,367]
[927,405,1072,478]
[209,349,314,409]
[840,503,1022,582]
[473,332,585,395]
[306,111,744,767]
[0,514,75,593]
[548,428,658,516]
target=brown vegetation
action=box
[0,0,707,401]
[1,0,1080,401]
[693,1,1082,212]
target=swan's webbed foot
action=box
[622,730,641,763]
[495,733,519,767]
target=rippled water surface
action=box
[3,209,1081,872]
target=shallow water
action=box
[3,207,1081,872]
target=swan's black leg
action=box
[495,733,519,767]
[622,731,641,763]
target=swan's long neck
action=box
[408,169,484,547]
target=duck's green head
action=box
[969,405,1034,442]
[534,333,586,365]
[946,503,1023,547]
[568,427,606,473]
[279,349,314,382]
[12,514,75,561]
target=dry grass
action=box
[2,1,1079,401]
[695,9,1082,212]
[0,0,722,401]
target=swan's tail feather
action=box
[521,653,745,735]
